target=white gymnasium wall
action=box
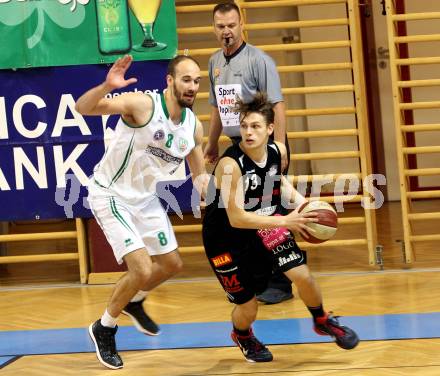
[297,3,360,186]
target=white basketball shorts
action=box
[88,195,178,264]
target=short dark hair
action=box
[167,55,200,77]
[234,92,275,125]
[213,1,241,20]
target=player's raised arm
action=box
[75,55,152,126]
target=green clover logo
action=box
[0,0,89,49]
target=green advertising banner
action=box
[0,0,177,69]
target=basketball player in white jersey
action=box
[75,55,208,369]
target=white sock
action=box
[101,309,118,328]
[130,290,148,303]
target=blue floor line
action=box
[1,312,440,357]
[0,356,18,368]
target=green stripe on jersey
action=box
[109,131,135,186]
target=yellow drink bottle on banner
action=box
[96,0,131,55]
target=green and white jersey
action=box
[89,91,197,205]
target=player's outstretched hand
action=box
[284,206,319,239]
[106,55,138,90]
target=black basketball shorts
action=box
[203,228,307,305]
[269,234,308,273]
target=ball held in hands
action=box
[298,201,338,243]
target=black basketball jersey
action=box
[203,142,282,241]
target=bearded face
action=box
[173,81,195,109]
[167,59,201,109]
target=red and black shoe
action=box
[231,328,273,362]
[314,312,359,350]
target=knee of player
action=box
[129,268,153,287]
[295,272,315,288]
[164,257,184,276]
[287,267,314,286]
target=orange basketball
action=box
[298,201,338,243]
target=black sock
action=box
[233,326,251,337]
[307,305,325,321]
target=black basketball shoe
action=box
[314,312,359,350]
[256,288,294,304]
[122,298,160,335]
[231,328,273,362]
[88,320,123,369]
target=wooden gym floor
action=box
[1,201,440,375]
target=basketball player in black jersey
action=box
[202,92,359,363]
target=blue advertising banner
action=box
[0,61,196,221]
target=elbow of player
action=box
[75,101,86,115]
[228,217,239,228]
[228,214,248,229]
[228,214,241,228]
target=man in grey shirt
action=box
[204,1,292,304]
[204,2,288,171]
